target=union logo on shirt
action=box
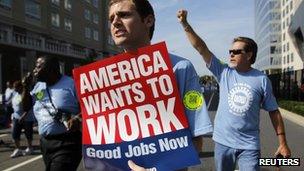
[228,83,253,116]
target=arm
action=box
[192,136,203,153]
[269,109,291,158]
[177,9,213,65]
[21,72,33,113]
[67,113,82,131]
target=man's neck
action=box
[235,66,253,73]
[46,74,62,86]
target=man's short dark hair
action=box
[38,55,61,75]
[233,37,258,64]
[109,0,155,40]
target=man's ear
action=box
[247,52,253,63]
[144,14,155,27]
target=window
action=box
[64,18,72,31]
[92,0,98,8]
[85,27,91,39]
[283,56,286,64]
[51,12,60,27]
[287,42,289,51]
[64,0,72,11]
[51,0,60,6]
[291,53,293,62]
[74,63,80,68]
[84,9,91,21]
[25,0,41,20]
[93,30,99,41]
[93,14,99,24]
[287,54,289,63]
[59,62,65,74]
[290,1,293,11]
[0,0,12,9]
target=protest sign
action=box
[73,42,201,171]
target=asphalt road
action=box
[0,91,303,171]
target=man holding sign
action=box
[73,0,212,170]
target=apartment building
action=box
[255,0,304,75]
[281,0,303,73]
[254,0,282,74]
[0,0,119,93]
[288,0,304,69]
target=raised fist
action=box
[177,9,188,24]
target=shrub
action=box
[278,99,304,117]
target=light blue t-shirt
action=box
[170,54,213,136]
[208,56,278,150]
[5,87,15,106]
[12,92,35,121]
[31,75,79,136]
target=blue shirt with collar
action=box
[31,75,79,136]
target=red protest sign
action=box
[73,42,200,171]
[73,42,188,145]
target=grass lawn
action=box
[278,99,304,117]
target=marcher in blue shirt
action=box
[87,0,213,170]
[3,80,14,127]
[10,80,35,158]
[177,9,291,171]
[22,56,82,171]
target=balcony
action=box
[0,27,86,58]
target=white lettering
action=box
[79,52,169,93]
[85,98,184,144]
[80,73,93,94]
[86,113,116,144]
[158,97,183,133]
[159,136,188,152]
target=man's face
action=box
[229,41,251,70]
[109,0,151,50]
[14,84,22,93]
[33,58,47,82]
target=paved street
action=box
[0,91,303,171]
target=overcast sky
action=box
[149,0,255,76]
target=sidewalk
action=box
[0,126,38,134]
[0,127,10,134]
[279,107,304,127]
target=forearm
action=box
[182,21,213,64]
[21,86,32,112]
[192,136,203,153]
[269,110,287,145]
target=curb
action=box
[279,107,304,127]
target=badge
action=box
[183,90,204,110]
[35,91,44,100]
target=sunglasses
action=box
[229,49,246,55]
